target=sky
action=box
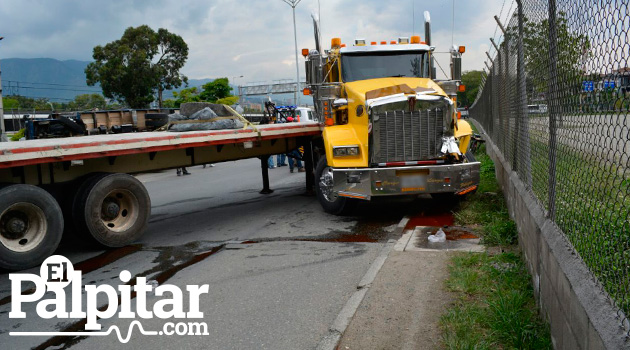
[0,0,513,84]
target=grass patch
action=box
[441,253,551,350]
[530,140,630,316]
[454,142,517,246]
[482,119,630,317]
[441,124,552,349]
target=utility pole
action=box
[0,36,6,142]
[232,75,243,104]
[282,0,302,106]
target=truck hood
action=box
[344,77,448,107]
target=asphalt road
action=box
[0,159,426,350]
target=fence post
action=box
[516,0,532,188]
[487,51,500,148]
[490,39,505,152]
[546,0,559,220]
[495,15,518,171]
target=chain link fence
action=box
[469,0,629,331]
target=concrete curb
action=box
[315,235,398,350]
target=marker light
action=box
[331,38,341,48]
[302,48,309,57]
[410,35,421,44]
[380,41,387,45]
[390,41,396,44]
[459,46,466,53]
[458,84,466,92]
[303,88,312,96]
[371,41,377,45]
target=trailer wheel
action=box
[56,116,86,135]
[73,173,150,247]
[0,184,63,270]
[145,113,169,130]
[315,156,356,215]
[465,150,477,163]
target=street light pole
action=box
[282,0,302,106]
[0,36,6,142]
[232,75,243,104]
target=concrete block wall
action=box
[473,120,629,350]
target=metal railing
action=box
[470,0,629,331]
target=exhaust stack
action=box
[423,11,431,46]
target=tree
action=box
[68,94,106,111]
[3,97,19,110]
[171,86,201,107]
[154,28,189,107]
[518,12,589,96]
[167,78,239,108]
[216,96,239,105]
[457,70,484,107]
[2,95,54,111]
[199,78,231,102]
[85,25,188,109]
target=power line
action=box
[5,86,103,93]
[3,80,102,89]
[4,94,75,101]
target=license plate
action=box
[400,174,427,191]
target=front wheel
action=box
[315,156,356,215]
[0,184,64,270]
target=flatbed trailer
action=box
[0,122,323,270]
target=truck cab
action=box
[303,13,480,214]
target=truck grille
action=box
[373,109,444,163]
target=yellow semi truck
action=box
[303,12,480,214]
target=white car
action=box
[295,107,315,122]
[527,104,548,114]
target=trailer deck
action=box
[0,122,322,168]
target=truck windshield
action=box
[340,51,427,82]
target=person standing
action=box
[277,153,287,167]
[288,149,305,173]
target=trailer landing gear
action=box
[260,156,274,194]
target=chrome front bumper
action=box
[332,162,481,200]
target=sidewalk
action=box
[337,250,452,350]
[337,225,485,350]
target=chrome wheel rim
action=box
[319,167,338,202]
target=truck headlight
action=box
[333,145,360,157]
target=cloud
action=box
[0,0,506,83]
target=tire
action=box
[145,113,169,130]
[145,119,169,128]
[430,192,457,202]
[56,116,86,135]
[146,113,169,123]
[73,173,151,247]
[314,156,357,215]
[0,184,64,270]
[465,150,477,163]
